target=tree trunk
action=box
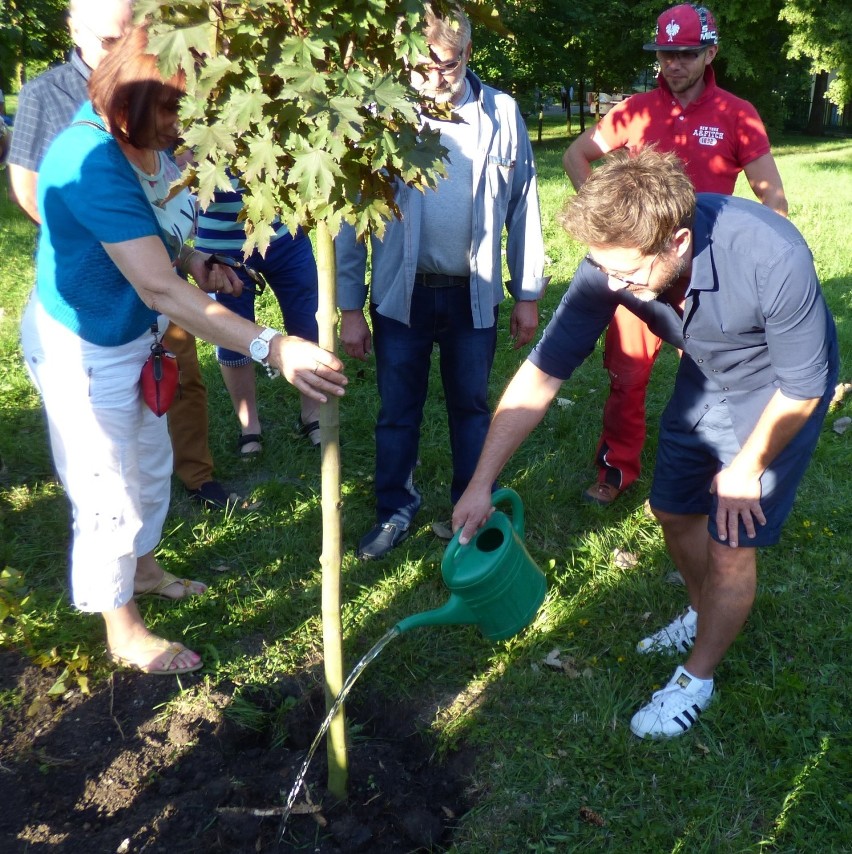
[806,71,829,136]
[314,221,348,801]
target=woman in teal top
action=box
[20,26,347,676]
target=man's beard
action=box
[420,76,465,104]
[628,254,688,302]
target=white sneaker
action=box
[636,606,697,655]
[630,666,714,739]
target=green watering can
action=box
[395,488,547,642]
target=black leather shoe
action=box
[187,480,237,509]
[357,522,409,560]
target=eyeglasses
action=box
[420,52,464,76]
[204,253,268,295]
[79,20,122,50]
[657,48,708,64]
[585,251,661,290]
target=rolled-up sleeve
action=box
[762,241,834,400]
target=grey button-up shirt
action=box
[335,70,549,329]
[531,194,838,444]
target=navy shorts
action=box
[214,228,318,366]
[650,395,830,547]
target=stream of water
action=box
[277,625,402,838]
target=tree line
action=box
[2,1,848,134]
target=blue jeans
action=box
[370,283,498,528]
[215,228,318,365]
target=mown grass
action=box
[1,123,851,852]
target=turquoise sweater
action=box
[36,101,164,346]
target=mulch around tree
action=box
[0,650,475,852]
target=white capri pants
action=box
[20,295,173,612]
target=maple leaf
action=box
[288,147,344,200]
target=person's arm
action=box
[8,164,41,224]
[562,128,606,191]
[503,101,549,322]
[104,235,347,401]
[743,153,788,217]
[452,360,563,543]
[711,389,819,547]
[334,221,373,358]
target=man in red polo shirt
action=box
[563,4,787,505]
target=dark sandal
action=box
[237,433,263,460]
[294,418,321,447]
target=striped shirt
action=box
[195,173,289,253]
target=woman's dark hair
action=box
[88,25,184,148]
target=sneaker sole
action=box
[636,635,696,655]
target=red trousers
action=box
[162,322,215,490]
[594,304,663,490]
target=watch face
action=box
[250,338,269,361]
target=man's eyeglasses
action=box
[80,20,122,50]
[585,251,661,290]
[657,48,707,64]
[204,253,268,295]
[420,52,464,75]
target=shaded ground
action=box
[0,650,474,852]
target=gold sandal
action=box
[107,636,202,676]
[134,570,207,600]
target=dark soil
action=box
[0,650,475,853]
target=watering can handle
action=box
[490,487,525,538]
[445,487,525,564]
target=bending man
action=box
[453,149,836,739]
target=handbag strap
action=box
[70,118,108,133]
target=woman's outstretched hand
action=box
[271,336,347,402]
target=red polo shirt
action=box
[592,67,771,193]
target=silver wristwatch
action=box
[249,327,280,379]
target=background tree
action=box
[471,0,849,137]
[473,0,649,131]
[138,0,476,803]
[0,0,69,91]
[781,0,852,134]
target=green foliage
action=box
[0,0,70,90]
[0,566,31,647]
[473,0,651,111]
[781,0,852,105]
[137,0,491,253]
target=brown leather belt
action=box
[414,273,470,288]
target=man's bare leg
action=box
[655,508,756,678]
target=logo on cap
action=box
[644,4,720,52]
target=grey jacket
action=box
[335,70,549,329]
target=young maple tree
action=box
[137,0,485,801]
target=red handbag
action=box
[140,325,180,417]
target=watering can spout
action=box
[394,595,476,635]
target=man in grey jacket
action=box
[336,3,549,560]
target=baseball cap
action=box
[643,4,719,52]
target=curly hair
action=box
[558,147,695,254]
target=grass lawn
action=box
[1,119,851,851]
